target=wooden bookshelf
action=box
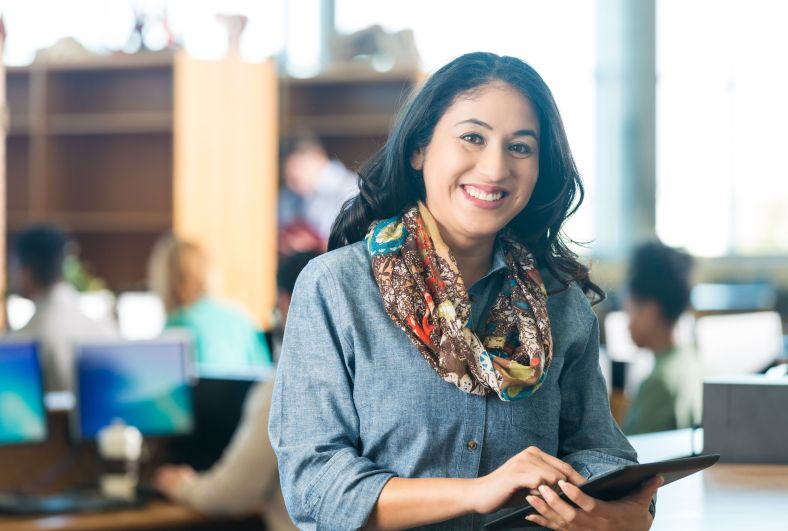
[280,67,419,173]
[5,52,278,328]
[5,55,417,328]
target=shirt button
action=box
[466,440,478,451]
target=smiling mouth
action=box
[461,184,508,202]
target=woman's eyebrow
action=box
[454,118,539,140]
[455,118,493,130]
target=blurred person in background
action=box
[272,250,321,360]
[152,251,316,531]
[10,225,117,392]
[147,234,269,371]
[622,241,701,435]
[277,133,358,255]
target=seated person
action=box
[622,241,702,435]
[152,252,318,531]
[278,133,358,254]
[11,225,116,392]
[147,235,269,371]
[272,251,321,360]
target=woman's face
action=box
[412,81,540,248]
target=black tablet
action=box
[484,453,720,529]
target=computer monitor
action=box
[0,339,47,445]
[167,368,270,471]
[73,338,194,439]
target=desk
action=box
[0,501,263,531]
[629,430,788,531]
[0,410,263,531]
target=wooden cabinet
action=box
[280,67,420,173]
[5,52,278,328]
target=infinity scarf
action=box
[365,202,553,400]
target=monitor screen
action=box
[168,372,268,470]
[0,340,47,445]
[75,339,194,439]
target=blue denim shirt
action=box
[270,241,643,530]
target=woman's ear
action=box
[410,149,424,171]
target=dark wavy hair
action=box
[627,241,693,324]
[329,52,603,302]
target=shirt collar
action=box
[472,238,508,288]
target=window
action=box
[0,0,284,64]
[657,0,788,256]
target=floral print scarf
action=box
[365,202,553,400]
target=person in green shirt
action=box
[148,235,269,371]
[622,241,702,435]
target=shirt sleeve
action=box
[557,314,657,518]
[172,380,279,516]
[268,259,396,531]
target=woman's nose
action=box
[476,144,510,181]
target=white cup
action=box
[97,419,143,500]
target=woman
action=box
[269,52,659,530]
[148,235,270,371]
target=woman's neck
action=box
[440,231,496,288]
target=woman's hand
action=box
[152,465,198,499]
[525,475,662,530]
[472,446,588,515]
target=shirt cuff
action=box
[304,448,396,530]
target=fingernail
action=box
[526,495,537,505]
[558,479,567,487]
[539,485,549,496]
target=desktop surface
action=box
[75,340,193,439]
[0,341,47,446]
[628,429,788,530]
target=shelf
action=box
[8,117,32,136]
[7,51,175,73]
[284,66,419,85]
[47,112,173,135]
[289,113,394,135]
[8,211,171,233]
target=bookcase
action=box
[5,54,418,327]
[5,52,278,328]
[280,67,420,174]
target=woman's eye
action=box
[509,143,533,156]
[461,133,484,145]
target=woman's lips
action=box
[460,184,508,209]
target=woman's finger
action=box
[539,453,588,486]
[519,449,568,483]
[527,493,567,529]
[525,513,554,529]
[558,479,605,515]
[538,484,587,526]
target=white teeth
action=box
[464,186,503,202]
